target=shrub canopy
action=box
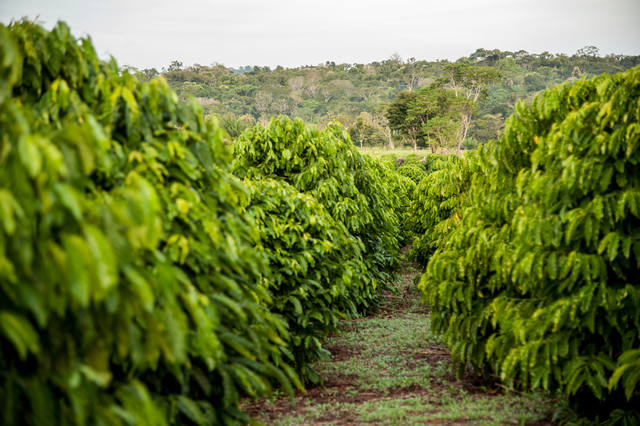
[407,154,477,268]
[0,20,296,425]
[234,116,402,290]
[421,66,640,415]
[244,178,372,382]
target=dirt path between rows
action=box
[242,256,556,425]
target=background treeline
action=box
[140,48,640,149]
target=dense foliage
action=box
[395,180,417,247]
[0,21,299,425]
[420,66,640,418]
[406,154,478,268]
[243,179,372,382]
[374,161,416,247]
[234,117,402,291]
[157,49,640,147]
[400,153,426,168]
[397,163,426,184]
[385,82,478,153]
[422,153,455,172]
[378,152,427,170]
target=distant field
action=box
[358,146,429,158]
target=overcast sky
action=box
[1,0,638,70]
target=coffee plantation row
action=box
[0,20,417,425]
[1,20,638,424]
[410,66,640,421]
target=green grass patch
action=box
[246,258,558,425]
[358,146,425,158]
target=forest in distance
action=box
[136,47,640,152]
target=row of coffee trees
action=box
[406,64,640,422]
[0,21,413,425]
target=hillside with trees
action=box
[145,48,640,151]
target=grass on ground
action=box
[242,257,558,425]
[358,147,425,158]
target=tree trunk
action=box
[427,135,435,153]
[386,127,395,149]
[457,113,471,156]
